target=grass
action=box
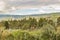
[0,13,60,40]
[0,26,56,40]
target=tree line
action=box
[0,17,60,40]
[0,17,60,30]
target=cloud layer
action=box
[0,0,60,15]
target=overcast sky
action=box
[0,0,60,15]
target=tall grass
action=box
[0,26,57,40]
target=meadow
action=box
[0,13,60,40]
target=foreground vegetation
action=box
[0,14,60,40]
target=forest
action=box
[0,14,60,40]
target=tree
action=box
[48,20,55,26]
[57,17,60,26]
[38,18,47,28]
[4,21,9,29]
[29,18,37,29]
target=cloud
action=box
[6,0,60,6]
[7,4,60,15]
[0,1,6,11]
[0,4,60,15]
[0,0,60,15]
[0,0,60,6]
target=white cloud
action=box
[0,1,6,11]
[0,0,60,15]
[11,7,16,11]
[9,4,60,15]
[0,4,60,15]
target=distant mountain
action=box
[0,12,60,19]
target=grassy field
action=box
[0,13,60,40]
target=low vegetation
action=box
[0,14,60,40]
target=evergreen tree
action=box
[48,20,55,26]
[4,21,9,29]
[57,17,60,26]
[29,18,37,29]
[38,18,47,28]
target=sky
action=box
[0,0,60,15]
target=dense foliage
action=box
[0,16,60,40]
[0,17,56,30]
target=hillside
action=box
[0,13,60,40]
